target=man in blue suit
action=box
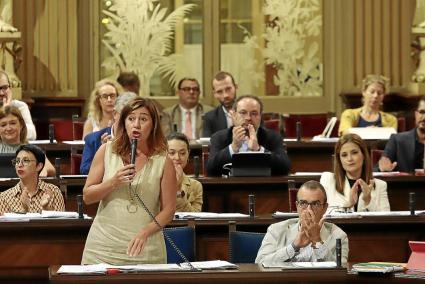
[202,71,237,137]
[378,96,425,173]
[80,92,138,174]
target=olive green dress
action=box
[82,142,167,264]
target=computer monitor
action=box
[231,152,271,177]
[0,153,18,178]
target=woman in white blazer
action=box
[320,133,390,213]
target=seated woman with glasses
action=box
[0,106,55,177]
[167,132,203,212]
[0,144,65,215]
[338,74,397,136]
[320,133,390,213]
[0,70,37,140]
[82,79,122,139]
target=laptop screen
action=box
[231,152,272,177]
[0,153,18,178]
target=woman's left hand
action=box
[358,179,374,205]
[127,229,149,257]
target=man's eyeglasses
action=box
[0,84,10,93]
[180,87,200,93]
[11,158,36,167]
[296,200,325,210]
[99,93,117,100]
[416,109,425,115]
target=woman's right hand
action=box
[110,164,136,188]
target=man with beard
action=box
[378,96,425,173]
[206,95,290,176]
[203,71,237,137]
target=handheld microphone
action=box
[296,121,302,141]
[249,194,255,218]
[130,139,138,165]
[336,238,342,267]
[54,158,61,179]
[409,192,416,216]
[77,194,84,219]
[49,124,55,143]
[193,156,200,178]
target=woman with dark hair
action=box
[0,144,65,215]
[320,133,390,212]
[167,132,203,212]
[0,106,55,177]
[82,97,176,265]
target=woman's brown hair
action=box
[112,97,167,158]
[0,106,28,144]
[333,133,372,195]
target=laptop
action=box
[0,153,18,178]
[231,152,272,177]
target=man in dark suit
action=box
[206,95,291,176]
[378,96,425,173]
[80,92,138,174]
[202,71,237,137]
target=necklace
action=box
[126,158,149,213]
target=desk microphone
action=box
[336,238,342,267]
[77,194,84,219]
[193,156,200,178]
[54,158,61,179]
[130,139,138,165]
[249,194,255,218]
[296,121,302,141]
[49,124,55,144]
[409,192,416,216]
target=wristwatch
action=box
[291,242,300,252]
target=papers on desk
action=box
[175,212,250,219]
[1,210,91,220]
[273,211,298,218]
[57,261,238,274]
[181,260,238,270]
[311,137,339,143]
[352,262,406,273]
[326,210,425,218]
[29,140,57,144]
[197,137,210,145]
[293,172,322,176]
[60,174,88,179]
[262,261,337,269]
[62,140,85,145]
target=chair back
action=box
[371,149,384,168]
[228,221,265,263]
[262,112,284,135]
[164,226,196,263]
[49,119,74,141]
[72,115,85,140]
[283,113,331,138]
[288,180,299,213]
[71,153,82,175]
[397,116,406,133]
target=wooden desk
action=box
[57,174,425,216]
[48,264,420,284]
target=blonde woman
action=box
[338,75,397,136]
[83,79,122,139]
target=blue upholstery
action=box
[229,231,265,263]
[164,226,195,264]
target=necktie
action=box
[185,110,193,139]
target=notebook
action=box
[0,153,18,178]
[231,152,271,177]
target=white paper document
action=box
[29,140,57,144]
[62,140,85,145]
[262,261,337,269]
[273,211,298,218]
[326,210,425,218]
[1,211,91,220]
[293,172,322,176]
[181,260,238,270]
[175,212,249,219]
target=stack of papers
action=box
[326,210,425,218]
[273,211,298,218]
[57,260,238,274]
[1,211,91,220]
[352,262,406,273]
[29,140,57,144]
[262,261,337,269]
[62,140,85,145]
[175,212,249,219]
[181,260,238,270]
